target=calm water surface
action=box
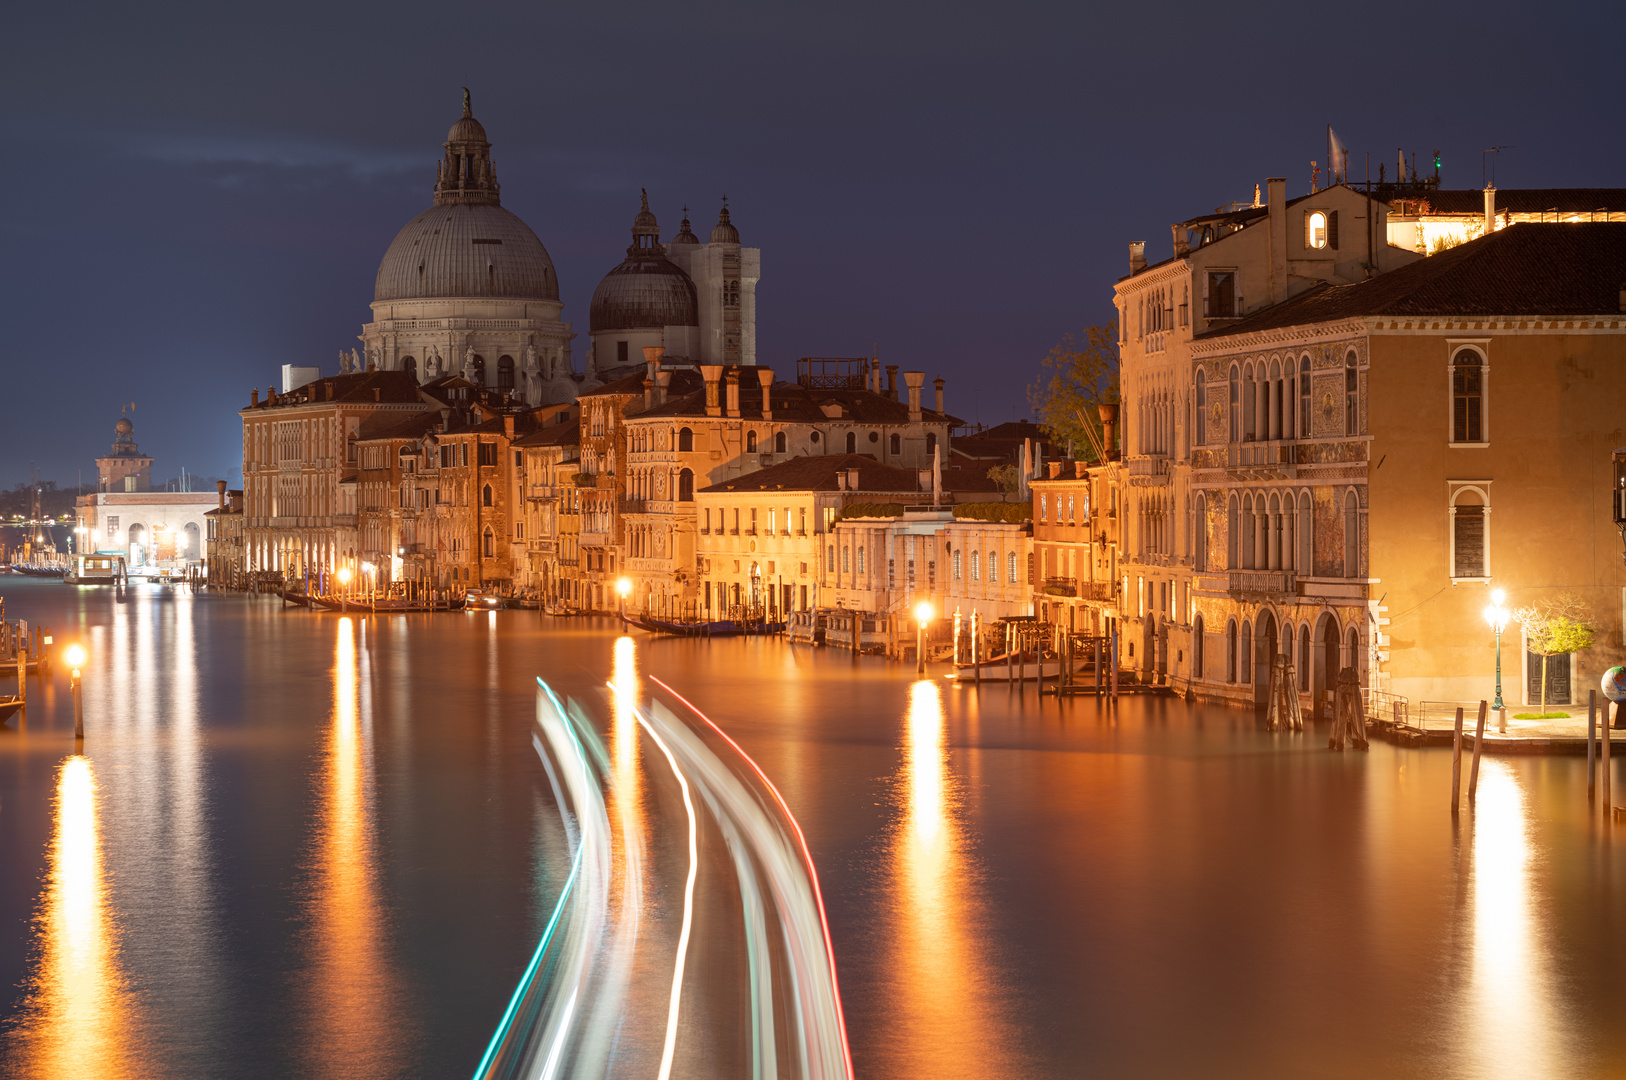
[1,577,1624,1078]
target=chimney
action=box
[886,365,899,400]
[1171,223,1190,258]
[643,346,665,409]
[251,389,259,407]
[848,467,860,490]
[757,367,774,419]
[837,471,847,491]
[217,479,227,510]
[1047,462,1063,479]
[1484,184,1497,238]
[904,371,925,422]
[917,469,930,491]
[655,369,671,407]
[725,368,741,417]
[503,414,515,438]
[933,376,945,414]
[1097,402,1120,461]
[872,362,882,394]
[1267,178,1287,304]
[701,365,723,417]
[1129,241,1146,274]
[1074,461,1088,479]
[373,387,381,402]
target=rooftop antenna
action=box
[1482,146,1515,187]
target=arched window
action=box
[1306,210,1329,249]
[1298,356,1311,437]
[845,432,857,453]
[1240,619,1253,683]
[1228,365,1241,442]
[970,550,980,581]
[482,484,493,507]
[1007,552,1017,582]
[1227,494,1239,569]
[1345,625,1361,672]
[1297,491,1313,573]
[1226,620,1238,683]
[678,427,693,452]
[890,433,902,455]
[1299,624,1311,690]
[775,431,787,453]
[1194,493,1207,570]
[1040,494,1048,521]
[1452,349,1485,443]
[1241,493,1255,569]
[677,469,694,502]
[1194,375,1207,447]
[498,355,515,390]
[1267,492,1282,569]
[1193,614,1205,679]
[953,550,962,580]
[987,551,999,583]
[1344,350,1358,435]
[926,432,937,457]
[842,546,850,573]
[1286,366,1295,438]
[482,527,494,558]
[402,356,417,382]
[1344,489,1360,577]
[1451,487,1488,579]
[1243,363,1257,440]
[346,433,357,463]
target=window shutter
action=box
[1329,211,1340,249]
[1454,507,1485,577]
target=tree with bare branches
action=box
[1028,320,1120,464]
[1512,592,1595,712]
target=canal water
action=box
[1,577,1624,1079]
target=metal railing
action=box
[1227,570,1296,596]
[1042,576,1076,597]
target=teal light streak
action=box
[471,679,591,1080]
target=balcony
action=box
[1227,569,1296,598]
[1126,454,1171,486]
[620,498,648,515]
[1224,441,1298,480]
[1206,295,1244,320]
[1042,576,1077,597]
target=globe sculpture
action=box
[1602,666,1626,703]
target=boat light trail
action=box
[616,680,700,1080]
[651,676,855,1080]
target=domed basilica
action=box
[355,91,759,403]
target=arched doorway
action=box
[1315,614,1341,718]
[183,521,201,562]
[128,523,146,567]
[1255,609,1278,709]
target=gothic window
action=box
[890,433,901,455]
[678,427,693,452]
[1226,494,1239,569]
[482,527,495,558]
[1193,614,1205,679]
[1299,356,1311,438]
[1452,348,1486,443]
[1240,620,1253,683]
[1297,490,1313,573]
[1195,375,1207,447]
[1226,619,1238,683]
[1344,350,1359,435]
[775,431,787,453]
[1343,489,1360,578]
[678,469,693,502]
[1194,493,1207,571]
[482,484,493,507]
[1228,366,1241,442]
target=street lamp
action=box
[914,600,934,675]
[64,644,86,740]
[617,577,631,622]
[1483,588,1509,716]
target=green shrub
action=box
[838,502,906,520]
[952,501,1029,523]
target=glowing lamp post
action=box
[617,577,631,622]
[914,601,934,675]
[64,644,86,740]
[1483,588,1509,714]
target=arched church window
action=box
[678,427,693,452]
[678,469,694,502]
[926,432,937,456]
[775,432,787,454]
[845,432,856,453]
[889,433,901,455]
[482,484,493,507]
[498,355,515,390]
[747,430,758,453]
[402,356,417,382]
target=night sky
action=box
[3,0,1621,490]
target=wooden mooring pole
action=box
[1604,697,1613,816]
[1468,700,1488,804]
[1451,706,1465,814]
[1589,690,1597,801]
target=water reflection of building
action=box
[74,414,215,569]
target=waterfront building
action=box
[75,416,215,569]
[1029,460,1119,633]
[623,356,957,615]
[239,370,427,579]
[354,411,443,585]
[359,91,576,404]
[1114,179,1423,694]
[513,418,581,601]
[1185,222,1626,712]
[204,483,245,587]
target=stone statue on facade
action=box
[339,349,350,373]
[463,346,476,382]
[428,345,443,376]
[524,342,537,371]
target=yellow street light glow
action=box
[64,645,86,669]
[616,577,632,597]
[1491,588,1506,607]
[337,567,352,584]
[914,601,934,625]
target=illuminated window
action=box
[953,550,962,580]
[1306,211,1329,249]
[970,550,980,581]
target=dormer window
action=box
[1305,210,1338,250]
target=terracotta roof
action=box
[358,410,440,441]
[511,418,580,447]
[1405,188,1626,216]
[637,377,960,425]
[247,370,422,410]
[698,453,926,494]
[1198,223,1626,338]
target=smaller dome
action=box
[633,188,658,231]
[447,115,487,143]
[711,205,740,244]
[115,417,134,435]
[670,212,699,245]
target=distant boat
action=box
[620,612,786,638]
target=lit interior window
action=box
[1307,211,1328,249]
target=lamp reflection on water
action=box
[297,616,411,1074]
[8,755,145,1078]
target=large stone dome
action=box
[589,195,698,331]
[374,203,560,302]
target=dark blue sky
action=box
[3,0,1621,489]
